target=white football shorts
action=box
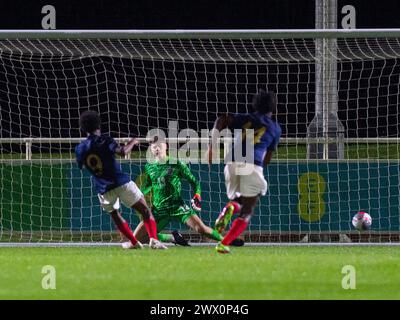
[98,181,143,213]
[224,162,268,200]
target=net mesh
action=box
[1,36,400,242]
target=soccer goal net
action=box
[0,29,400,243]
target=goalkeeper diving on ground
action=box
[131,140,244,247]
[207,89,282,254]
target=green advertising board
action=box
[1,161,399,233]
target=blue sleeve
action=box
[268,124,282,151]
[75,145,83,169]
[106,136,119,154]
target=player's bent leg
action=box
[156,231,190,246]
[216,196,259,254]
[155,216,178,244]
[131,198,157,237]
[157,213,189,246]
[109,210,143,249]
[157,233,174,243]
[134,214,170,249]
[131,198,167,249]
[117,181,163,244]
[215,200,241,233]
[133,221,150,243]
[133,216,173,244]
[186,214,222,242]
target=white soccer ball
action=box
[352,211,372,231]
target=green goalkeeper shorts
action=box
[153,204,196,231]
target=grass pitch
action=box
[0,245,399,300]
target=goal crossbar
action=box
[1,137,399,144]
[1,29,400,40]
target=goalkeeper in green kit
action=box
[132,140,224,246]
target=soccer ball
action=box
[352,211,372,230]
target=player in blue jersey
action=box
[75,110,167,250]
[207,89,281,253]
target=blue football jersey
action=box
[229,112,282,167]
[75,134,130,194]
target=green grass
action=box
[2,144,400,160]
[273,144,400,160]
[0,246,399,299]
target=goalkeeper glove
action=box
[191,194,201,212]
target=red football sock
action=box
[221,218,248,245]
[115,221,138,245]
[143,218,158,240]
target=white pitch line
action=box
[0,242,400,247]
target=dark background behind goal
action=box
[0,0,399,30]
[0,0,399,142]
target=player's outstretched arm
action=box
[179,161,201,194]
[115,137,139,157]
[178,161,202,211]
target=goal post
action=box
[1,29,400,243]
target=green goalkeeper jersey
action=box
[141,157,201,215]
